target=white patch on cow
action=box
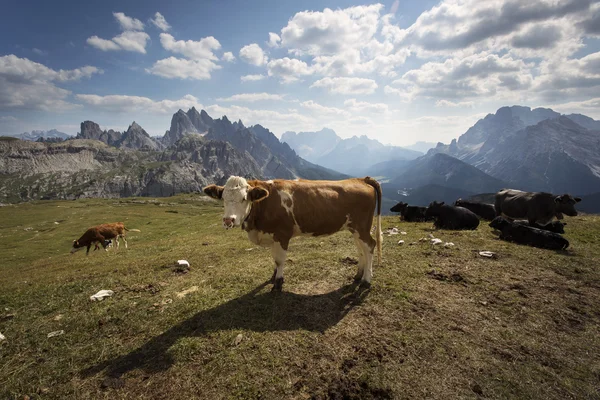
[343,214,352,230]
[266,180,274,184]
[279,190,294,214]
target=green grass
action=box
[0,196,599,399]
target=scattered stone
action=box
[37,388,50,395]
[245,248,255,251]
[90,290,114,301]
[480,301,488,306]
[400,231,407,235]
[431,238,443,245]
[444,242,455,248]
[397,240,405,245]
[177,260,189,268]
[54,221,60,225]
[233,333,243,346]
[53,314,63,321]
[409,242,416,246]
[1,313,15,321]
[479,251,497,259]
[176,286,198,298]
[428,233,435,239]
[0,332,6,341]
[47,330,64,338]
[384,227,400,235]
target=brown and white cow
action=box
[71,222,140,255]
[203,176,382,291]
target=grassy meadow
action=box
[0,195,599,399]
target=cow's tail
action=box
[364,177,382,266]
[125,228,141,232]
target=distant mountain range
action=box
[1,105,599,214]
[0,109,346,202]
[10,129,72,141]
[282,129,422,176]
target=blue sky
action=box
[1,0,600,146]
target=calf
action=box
[490,217,569,250]
[454,199,496,221]
[513,220,566,234]
[390,202,431,222]
[204,176,382,291]
[425,201,480,230]
[495,189,581,225]
[71,223,140,255]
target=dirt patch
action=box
[427,269,467,283]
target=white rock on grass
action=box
[479,251,496,258]
[397,240,405,245]
[444,242,455,247]
[0,332,6,341]
[431,238,443,245]
[47,330,64,338]
[177,260,190,267]
[90,290,114,301]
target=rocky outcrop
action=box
[77,121,161,150]
[16,129,71,141]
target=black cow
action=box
[390,202,431,222]
[513,220,566,234]
[454,199,496,220]
[425,201,480,230]
[495,189,581,225]
[490,217,569,250]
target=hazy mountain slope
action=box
[281,128,341,162]
[11,129,71,141]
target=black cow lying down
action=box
[454,199,496,221]
[514,220,566,234]
[425,201,480,230]
[490,217,569,250]
[390,202,432,222]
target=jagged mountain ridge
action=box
[10,129,72,141]
[77,121,162,151]
[431,106,600,195]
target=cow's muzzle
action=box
[223,217,236,229]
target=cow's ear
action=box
[204,184,224,199]
[575,197,582,203]
[248,186,269,202]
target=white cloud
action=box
[280,4,383,56]
[0,55,101,112]
[150,12,171,31]
[544,97,600,119]
[435,100,476,108]
[222,52,236,62]
[113,12,144,31]
[267,32,281,48]
[217,93,284,102]
[533,51,600,99]
[32,48,47,56]
[344,98,389,113]
[239,43,268,66]
[0,116,17,122]
[76,94,201,114]
[267,57,312,83]
[241,74,266,82]
[87,31,150,54]
[160,33,221,60]
[147,57,221,80]
[310,77,378,95]
[300,100,351,117]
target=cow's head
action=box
[489,216,510,231]
[390,202,408,213]
[70,240,83,254]
[203,176,269,229]
[425,201,444,217]
[454,198,463,207]
[554,194,581,217]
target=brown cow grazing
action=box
[203,176,382,291]
[71,223,140,255]
[495,189,581,225]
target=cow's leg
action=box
[357,231,376,286]
[114,236,120,250]
[271,241,287,292]
[86,244,91,255]
[121,234,128,249]
[352,233,366,282]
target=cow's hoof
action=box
[271,278,284,292]
[270,269,277,284]
[359,280,371,289]
[353,274,363,283]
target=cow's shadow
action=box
[82,281,369,379]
